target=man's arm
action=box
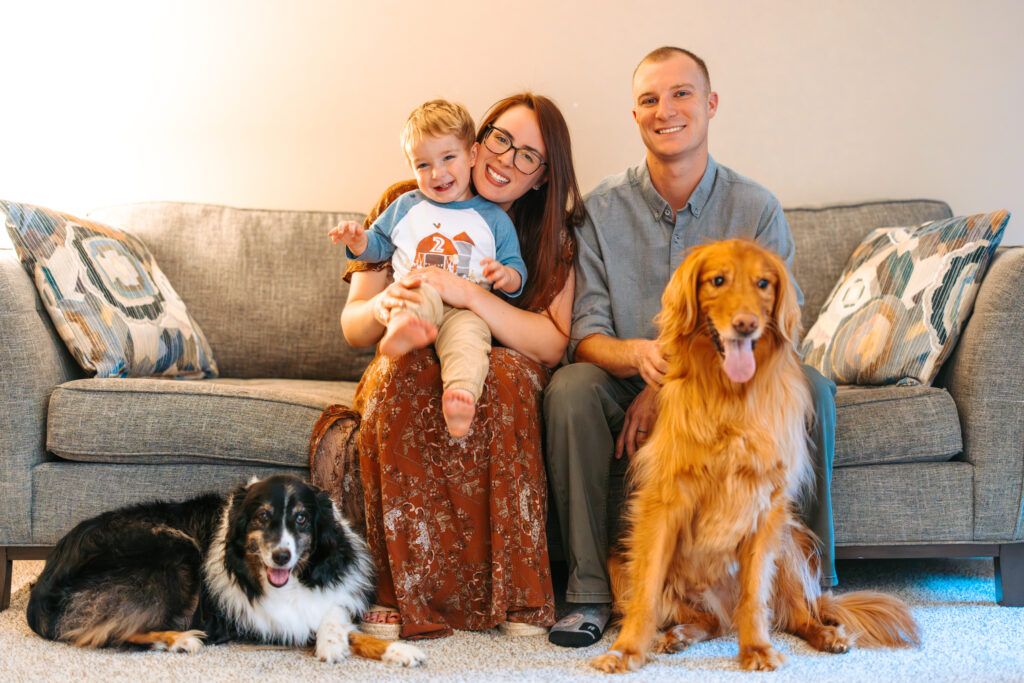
[575,334,666,388]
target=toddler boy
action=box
[330,99,526,437]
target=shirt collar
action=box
[636,155,719,222]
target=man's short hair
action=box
[401,99,476,156]
[633,46,711,93]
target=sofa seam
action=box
[42,449,295,465]
[52,386,338,411]
[839,390,951,405]
[785,198,950,214]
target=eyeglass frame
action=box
[481,124,547,176]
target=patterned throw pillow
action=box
[800,211,1009,386]
[2,200,218,379]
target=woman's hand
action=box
[615,385,659,460]
[373,273,427,324]
[411,266,479,310]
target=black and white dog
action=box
[26,474,424,666]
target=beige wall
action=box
[3,0,1021,244]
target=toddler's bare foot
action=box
[379,316,437,358]
[442,389,476,437]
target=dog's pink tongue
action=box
[722,338,756,383]
[267,568,290,587]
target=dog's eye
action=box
[757,279,770,289]
[257,509,271,523]
[712,276,725,287]
[295,512,308,527]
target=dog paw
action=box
[316,637,351,663]
[739,644,786,671]
[168,630,205,654]
[814,624,850,654]
[654,624,703,653]
[590,649,647,673]
[382,641,427,667]
[316,617,353,663]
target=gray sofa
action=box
[2,199,1022,610]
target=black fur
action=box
[26,475,373,650]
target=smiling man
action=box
[543,46,837,648]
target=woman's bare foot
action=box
[379,315,437,358]
[442,389,476,437]
[363,604,401,624]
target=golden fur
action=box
[591,239,919,673]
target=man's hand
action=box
[615,385,659,460]
[481,257,521,294]
[328,220,368,256]
[630,339,669,388]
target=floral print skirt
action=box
[315,346,555,639]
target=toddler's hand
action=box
[328,221,368,255]
[481,258,521,293]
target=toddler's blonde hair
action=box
[401,99,476,157]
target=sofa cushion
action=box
[1,200,218,379]
[834,384,962,467]
[46,377,357,467]
[87,202,375,382]
[832,461,973,544]
[801,211,1009,386]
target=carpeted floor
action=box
[2,557,1022,682]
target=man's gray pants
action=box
[543,362,837,605]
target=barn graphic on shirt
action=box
[452,231,475,277]
[413,223,476,276]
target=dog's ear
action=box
[302,489,354,589]
[657,245,706,348]
[769,251,802,345]
[223,487,262,600]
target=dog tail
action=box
[818,591,920,647]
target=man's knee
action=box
[544,362,613,417]
[544,363,617,471]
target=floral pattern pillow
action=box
[801,211,1009,386]
[2,199,218,379]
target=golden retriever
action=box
[591,239,919,673]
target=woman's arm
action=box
[339,269,389,347]
[416,266,574,368]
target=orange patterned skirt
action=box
[314,346,555,639]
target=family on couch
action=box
[324,45,838,647]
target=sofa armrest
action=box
[937,246,1024,542]
[0,250,83,544]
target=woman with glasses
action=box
[316,93,585,640]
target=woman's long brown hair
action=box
[476,94,585,315]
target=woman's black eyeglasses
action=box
[481,125,546,175]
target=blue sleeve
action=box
[345,193,418,262]
[487,206,528,298]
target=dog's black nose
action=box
[732,314,759,336]
[272,549,291,566]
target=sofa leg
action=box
[995,543,1024,607]
[0,547,11,612]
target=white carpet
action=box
[2,557,1022,682]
